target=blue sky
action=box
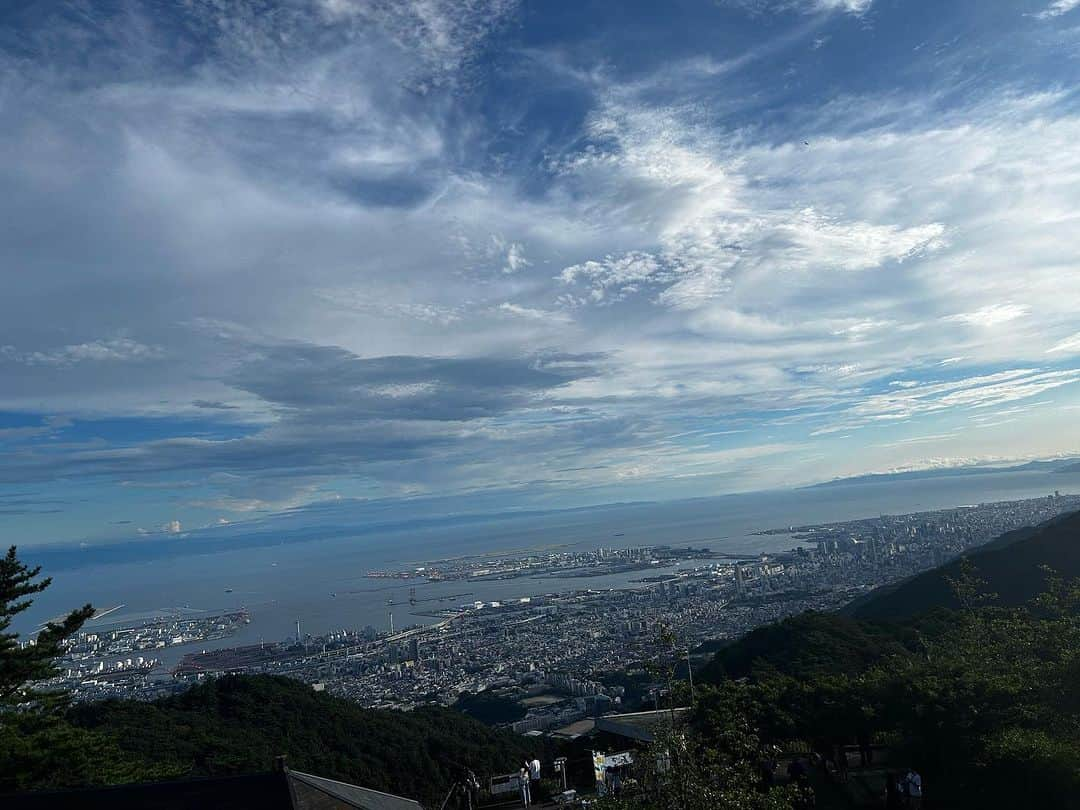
[3,0,1080,546]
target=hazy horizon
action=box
[20,462,1080,559]
[16,466,1079,644]
[4,0,1080,547]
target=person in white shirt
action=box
[519,765,531,807]
[529,758,541,783]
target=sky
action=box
[3,0,1080,547]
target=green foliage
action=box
[63,674,540,806]
[593,723,800,810]
[0,710,166,793]
[598,667,657,711]
[0,545,103,792]
[699,611,906,683]
[701,561,1080,809]
[596,626,801,809]
[453,690,527,725]
[852,510,1080,620]
[0,545,94,705]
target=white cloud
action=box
[728,0,874,15]
[369,382,439,398]
[142,519,184,535]
[813,0,873,12]
[1,339,164,367]
[558,252,664,304]
[318,293,465,326]
[311,0,521,88]
[503,242,530,274]
[555,96,947,312]
[7,79,1080,510]
[5,0,1080,534]
[1036,0,1080,19]
[496,303,571,323]
[945,303,1030,328]
[812,369,1080,436]
[1047,332,1080,355]
[776,208,946,271]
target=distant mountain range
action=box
[807,457,1080,489]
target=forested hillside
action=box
[684,515,1080,809]
[699,610,907,682]
[3,675,539,806]
[850,508,1080,620]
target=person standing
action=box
[519,764,531,807]
[885,772,901,810]
[529,757,541,794]
[464,769,479,810]
[834,743,849,783]
[857,729,873,767]
[905,768,923,809]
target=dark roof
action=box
[1,771,294,810]
[289,771,424,810]
[593,708,690,743]
[2,769,425,810]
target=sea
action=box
[15,469,1080,665]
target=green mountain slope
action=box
[11,675,538,805]
[696,514,1080,682]
[698,610,907,682]
[849,509,1080,621]
[694,512,1080,809]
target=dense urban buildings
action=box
[38,492,1080,736]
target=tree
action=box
[693,556,1080,809]
[453,690,527,725]
[597,627,799,810]
[0,545,94,705]
[0,546,105,792]
[593,722,799,810]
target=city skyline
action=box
[43,491,1080,708]
[4,0,1080,545]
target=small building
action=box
[593,708,691,744]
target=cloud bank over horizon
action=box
[2,0,1080,544]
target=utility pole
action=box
[658,624,679,728]
[555,757,568,792]
[685,647,695,707]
